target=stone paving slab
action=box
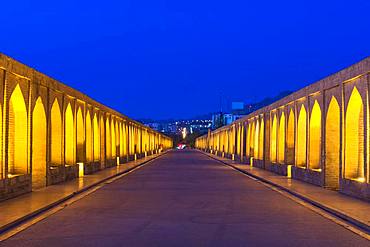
[0,152,167,234]
[200,151,370,233]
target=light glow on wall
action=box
[278,112,285,163]
[8,84,27,175]
[309,101,321,171]
[297,105,307,168]
[345,87,364,180]
[270,115,277,163]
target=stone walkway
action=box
[201,151,370,233]
[0,152,166,234]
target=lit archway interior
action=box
[100,116,105,160]
[8,84,28,175]
[86,111,92,162]
[287,109,295,164]
[345,87,364,180]
[65,103,74,165]
[32,97,46,188]
[297,105,307,167]
[309,100,321,170]
[325,96,340,188]
[250,122,255,156]
[51,99,62,165]
[93,114,100,161]
[254,120,259,157]
[111,119,116,158]
[278,112,285,163]
[270,114,277,163]
[258,118,264,160]
[105,118,111,159]
[76,108,84,162]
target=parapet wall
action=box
[196,56,370,201]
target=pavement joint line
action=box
[0,151,169,240]
[198,150,370,239]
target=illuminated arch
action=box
[309,101,321,170]
[8,84,28,175]
[100,116,105,161]
[86,111,92,162]
[287,109,295,164]
[278,112,285,163]
[245,124,250,156]
[325,96,340,187]
[251,121,256,156]
[51,99,62,165]
[65,103,74,165]
[111,119,116,158]
[345,87,364,180]
[93,113,100,161]
[32,97,47,188]
[297,105,307,167]
[76,107,84,162]
[105,118,111,159]
[258,118,264,160]
[254,121,259,157]
[120,122,124,156]
[270,114,277,162]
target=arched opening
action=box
[111,119,116,158]
[258,118,264,160]
[51,100,62,165]
[278,112,285,163]
[105,118,111,159]
[76,107,84,163]
[100,116,105,162]
[65,103,74,165]
[309,100,321,171]
[270,114,277,163]
[120,122,124,157]
[245,124,250,157]
[297,105,307,168]
[8,84,28,175]
[93,114,100,161]
[254,120,259,157]
[32,97,47,189]
[250,122,255,157]
[86,111,92,162]
[287,109,295,165]
[345,87,364,181]
[325,96,340,188]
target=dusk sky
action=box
[1,1,369,120]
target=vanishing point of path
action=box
[1,150,368,246]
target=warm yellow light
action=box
[297,105,307,167]
[287,165,292,178]
[270,115,277,162]
[8,84,28,174]
[78,162,84,177]
[65,103,75,165]
[51,99,62,165]
[278,112,285,163]
[309,101,321,170]
[355,177,366,183]
[345,87,365,180]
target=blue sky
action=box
[1,1,369,119]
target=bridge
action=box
[0,53,172,200]
[196,57,370,201]
[0,54,369,245]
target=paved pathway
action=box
[1,150,368,246]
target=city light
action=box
[182,127,187,139]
